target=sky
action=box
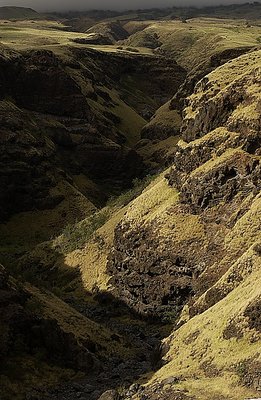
[0,0,252,12]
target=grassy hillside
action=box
[0,19,151,54]
[0,6,40,20]
[123,18,261,70]
[138,17,261,143]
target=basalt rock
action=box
[170,46,254,113]
[141,47,253,142]
[0,50,91,119]
[107,50,261,320]
[178,150,260,213]
[107,222,196,318]
[0,102,60,221]
[166,50,261,216]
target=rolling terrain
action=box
[0,4,260,400]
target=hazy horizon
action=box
[0,0,256,12]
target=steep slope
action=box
[0,19,186,262]
[0,46,142,239]
[85,21,129,43]
[0,264,146,400]
[127,253,260,399]
[104,50,261,399]
[109,49,261,313]
[136,18,261,142]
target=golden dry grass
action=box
[146,240,261,399]
[0,19,153,56]
[124,18,261,70]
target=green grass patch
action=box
[108,174,156,208]
[59,209,110,253]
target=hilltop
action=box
[0,6,40,20]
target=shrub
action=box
[126,47,140,53]
[234,361,248,381]
[25,297,43,314]
[108,174,156,208]
[59,175,156,252]
[161,308,179,324]
[60,209,110,253]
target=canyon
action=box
[0,4,260,400]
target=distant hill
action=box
[0,6,40,20]
[56,2,261,20]
[86,21,129,43]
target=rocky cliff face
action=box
[107,50,261,319]
[170,50,261,213]
[73,47,186,118]
[1,49,90,118]
[105,49,261,400]
[141,46,253,141]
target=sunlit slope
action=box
[146,246,260,400]
[139,18,261,142]
[107,49,260,399]
[124,18,261,70]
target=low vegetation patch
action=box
[108,174,156,208]
[59,209,110,253]
[56,175,156,254]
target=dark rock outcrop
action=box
[72,34,113,45]
[141,46,253,141]
[166,50,261,216]
[1,50,90,119]
[0,101,60,221]
[107,221,197,318]
[107,50,261,319]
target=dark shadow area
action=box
[0,243,174,400]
